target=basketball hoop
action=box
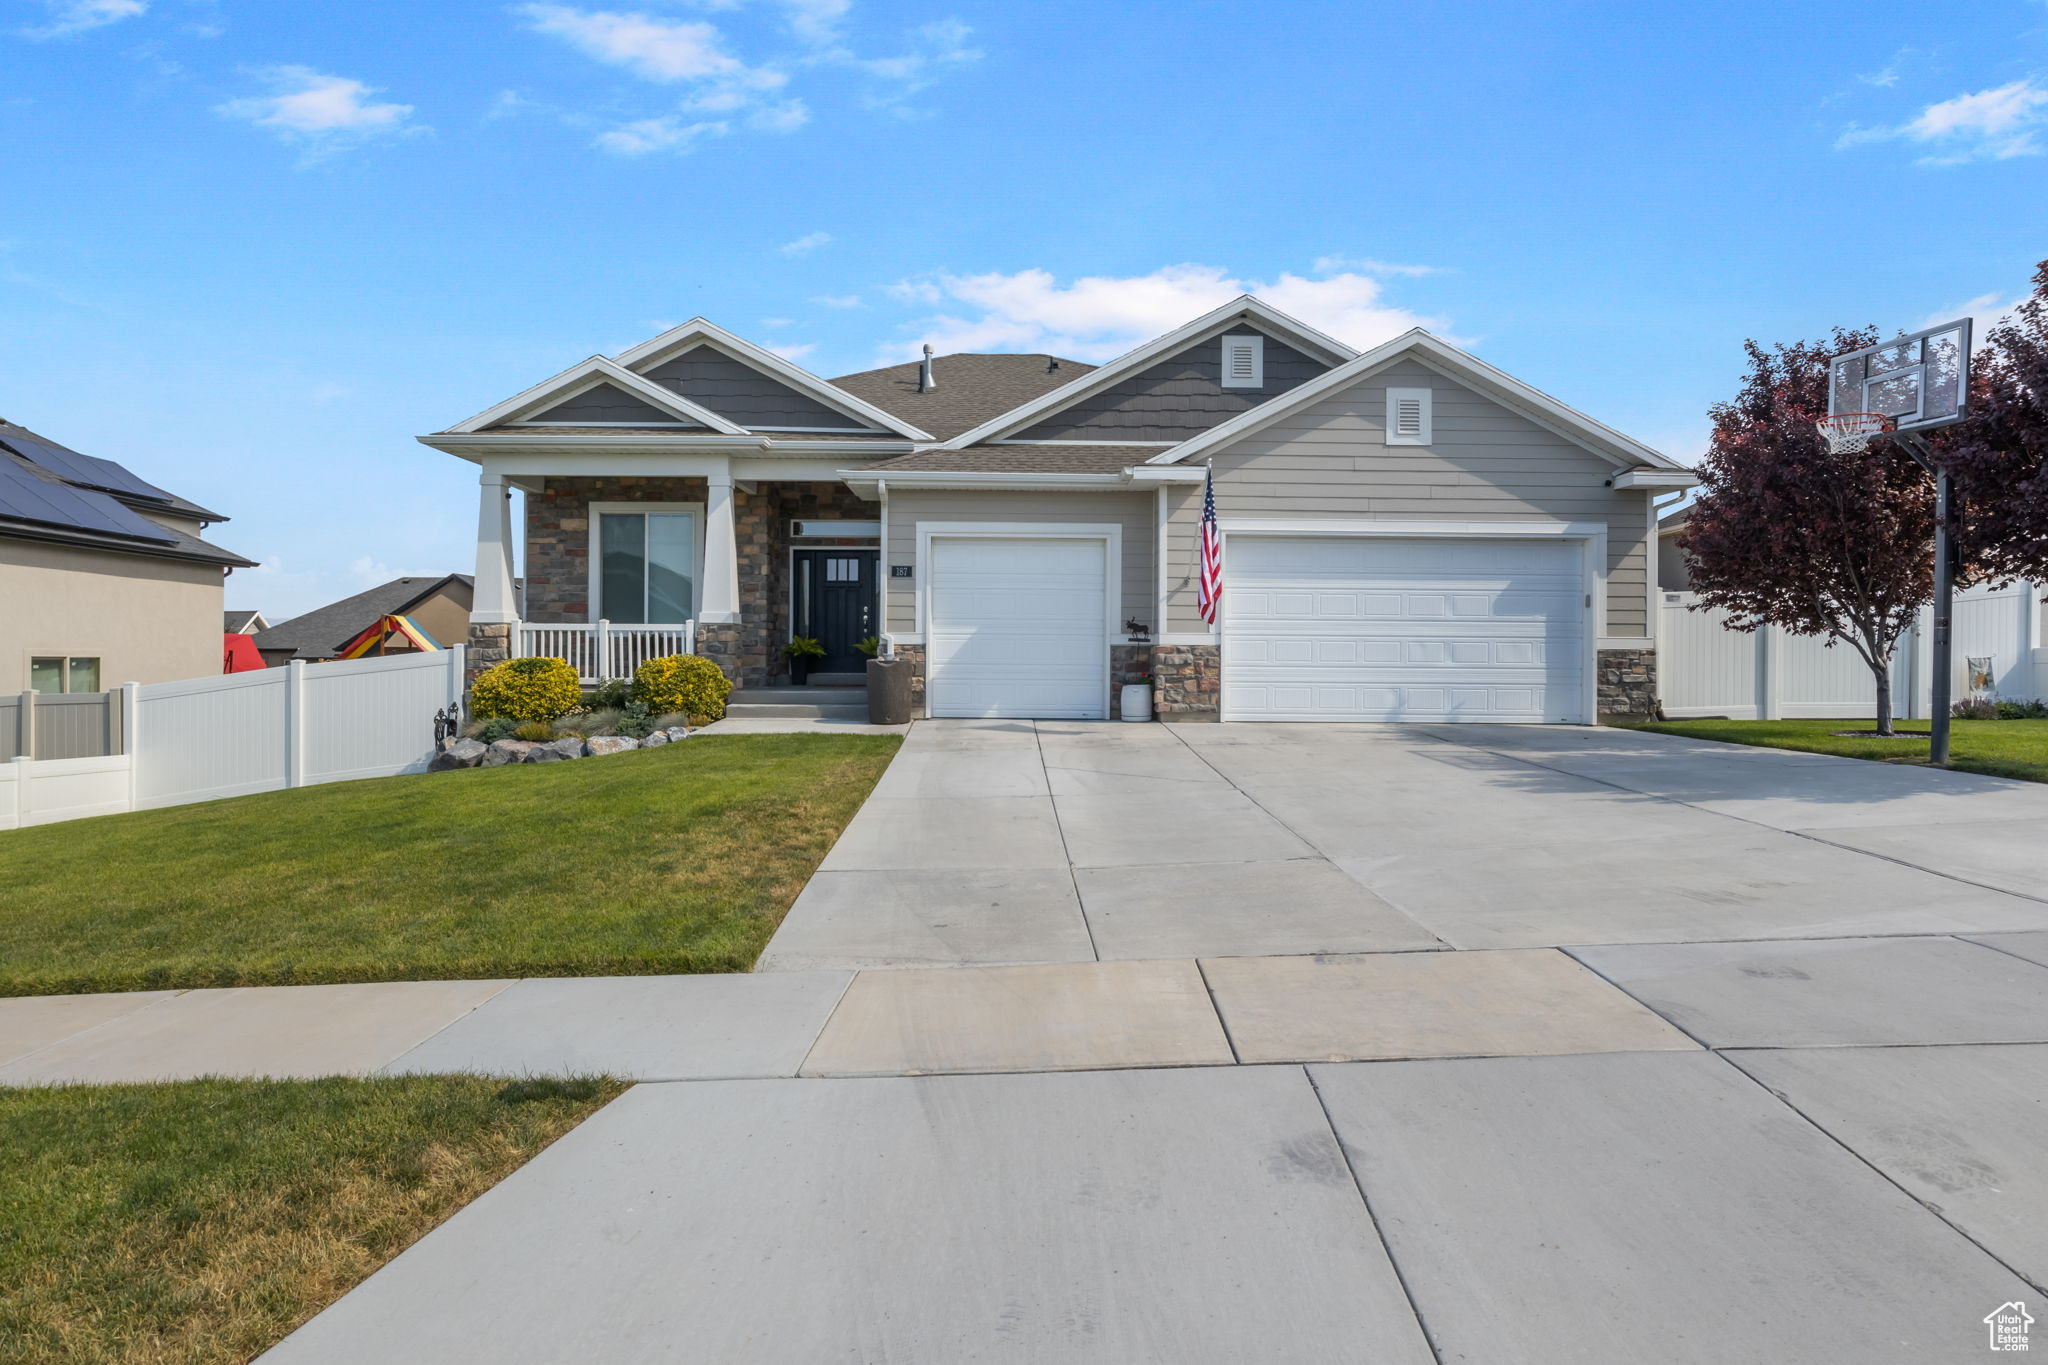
[1816,412,1895,454]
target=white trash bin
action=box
[1120,683,1155,722]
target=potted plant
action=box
[1121,670,1154,723]
[783,635,826,684]
[856,635,881,659]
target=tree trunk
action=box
[1872,661,1894,737]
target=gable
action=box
[641,345,867,430]
[1208,357,1618,496]
[1012,328,1331,442]
[520,382,707,428]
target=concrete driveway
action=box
[250,721,2048,1364]
[761,719,2048,966]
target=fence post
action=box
[596,619,612,681]
[11,754,29,824]
[448,643,467,708]
[16,690,32,761]
[286,660,306,788]
[121,682,141,808]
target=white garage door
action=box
[1223,536,1587,723]
[927,536,1108,719]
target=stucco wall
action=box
[0,538,225,689]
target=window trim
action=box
[1385,386,1433,445]
[584,501,706,625]
[1220,334,1265,388]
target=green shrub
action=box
[471,656,583,723]
[588,678,631,711]
[1997,699,2048,720]
[613,701,657,740]
[514,721,554,742]
[633,654,733,722]
[473,716,521,743]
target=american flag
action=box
[1197,463,1222,625]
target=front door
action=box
[793,549,878,676]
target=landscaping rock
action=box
[484,739,537,767]
[665,726,691,742]
[642,731,669,747]
[524,744,564,763]
[429,738,488,772]
[541,737,586,761]
[585,736,640,757]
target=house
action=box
[0,418,254,691]
[1657,506,1693,591]
[422,298,1699,723]
[224,609,271,635]
[252,574,485,667]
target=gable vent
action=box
[1220,334,1264,388]
[1386,387,1432,445]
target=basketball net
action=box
[1816,412,1895,454]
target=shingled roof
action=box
[858,444,1147,475]
[830,354,1096,441]
[252,574,486,662]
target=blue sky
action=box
[5,0,2046,620]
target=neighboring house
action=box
[423,298,1698,723]
[1657,506,1693,591]
[252,574,487,667]
[0,418,254,691]
[224,609,271,635]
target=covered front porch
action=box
[460,454,882,688]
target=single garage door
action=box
[926,536,1108,719]
[1223,536,1587,723]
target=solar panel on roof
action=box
[0,457,176,543]
[0,427,175,503]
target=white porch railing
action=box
[516,620,696,683]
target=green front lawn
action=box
[1616,717,2048,784]
[0,734,898,997]
[0,1075,621,1365]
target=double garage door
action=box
[922,532,1588,724]
[1222,536,1588,724]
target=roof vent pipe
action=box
[919,343,936,393]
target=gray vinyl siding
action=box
[1161,358,1654,637]
[527,382,697,426]
[1013,328,1332,443]
[644,346,866,430]
[884,489,1155,636]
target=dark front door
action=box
[793,549,878,676]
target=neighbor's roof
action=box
[829,354,1097,441]
[254,574,480,661]
[224,609,267,634]
[0,420,252,566]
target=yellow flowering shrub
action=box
[632,654,733,722]
[470,656,582,722]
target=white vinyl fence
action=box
[1,649,465,831]
[517,620,694,684]
[1659,585,2048,720]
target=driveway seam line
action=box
[1192,958,1242,1065]
[1303,1064,1448,1365]
[790,969,862,1078]
[1425,729,2048,908]
[1712,1048,2048,1297]
[1036,723,1101,963]
[1954,934,2048,970]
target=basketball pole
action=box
[1894,431,1954,765]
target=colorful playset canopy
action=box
[334,614,443,659]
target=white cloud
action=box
[19,0,145,39]
[781,0,850,46]
[1923,291,2023,341]
[217,67,418,150]
[517,5,783,87]
[1311,254,1442,278]
[595,115,726,155]
[778,231,832,255]
[881,263,1451,364]
[1840,78,2048,164]
[811,293,863,308]
[765,341,817,361]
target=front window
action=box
[598,511,696,623]
[30,656,100,692]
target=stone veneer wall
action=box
[890,643,926,713]
[1597,646,1657,719]
[520,476,876,688]
[1151,643,1220,720]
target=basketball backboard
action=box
[1827,318,1972,433]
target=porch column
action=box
[702,468,741,623]
[473,472,518,624]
